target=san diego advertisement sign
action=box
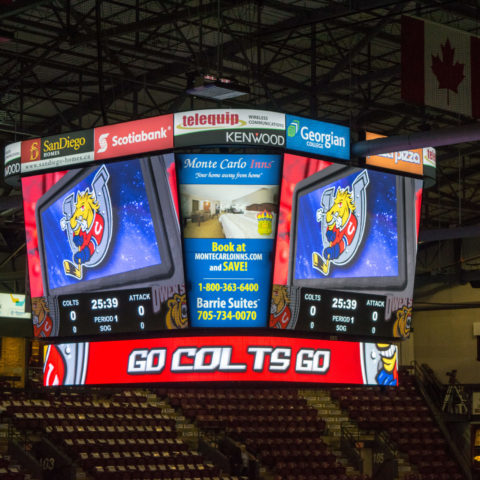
[21,130,94,173]
[286,114,350,161]
[174,109,285,148]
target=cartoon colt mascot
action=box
[375,343,398,386]
[61,188,104,279]
[269,284,292,329]
[313,186,358,276]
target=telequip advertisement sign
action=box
[174,109,286,148]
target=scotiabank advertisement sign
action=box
[94,114,174,161]
[174,109,285,148]
[43,335,398,387]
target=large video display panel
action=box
[270,154,422,339]
[9,109,426,349]
[292,166,403,287]
[177,153,281,328]
[43,334,399,386]
[22,154,187,339]
[4,108,431,390]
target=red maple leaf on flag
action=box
[431,38,465,105]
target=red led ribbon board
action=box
[43,335,398,387]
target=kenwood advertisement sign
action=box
[43,335,397,387]
[286,115,350,161]
[4,141,21,186]
[174,109,285,148]
[94,114,173,161]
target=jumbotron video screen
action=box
[6,109,427,387]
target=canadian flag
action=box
[402,15,480,118]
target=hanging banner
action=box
[177,153,281,327]
[401,15,480,118]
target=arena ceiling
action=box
[1,0,480,295]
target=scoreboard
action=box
[57,289,156,337]
[296,288,387,337]
[55,287,388,338]
[4,109,427,387]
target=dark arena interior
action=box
[1,1,480,480]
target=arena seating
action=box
[330,369,463,480]
[2,389,229,480]
[166,387,351,480]
[0,455,28,480]
[0,377,466,480]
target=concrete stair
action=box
[397,452,416,479]
[300,389,362,477]
[299,389,417,480]
[148,393,200,449]
[149,393,244,480]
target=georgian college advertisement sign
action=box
[286,115,350,161]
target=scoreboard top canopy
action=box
[4,108,426,185]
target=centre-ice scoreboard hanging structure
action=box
[3,109,431,387]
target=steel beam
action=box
[352,122,480,157]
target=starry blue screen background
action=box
[41,159,162,289]
[294,169,399,280]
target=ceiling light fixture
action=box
[186,74,249,100]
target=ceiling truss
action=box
[1,0,480,293]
